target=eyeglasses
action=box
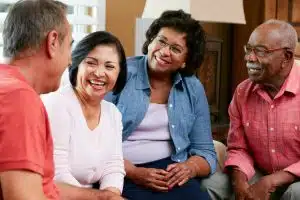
[154,36,185,56]
[244,45,288,57]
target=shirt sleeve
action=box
[188,83,217,175]
[283,162,300,177]
[0,89,46,175]
[41,93,81,187]
[224,89,256,180]
[99,106,125,192]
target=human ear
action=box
[283,49,294,62]
[46,30,59,58]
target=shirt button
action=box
[295,126,298,130]
[169,104,173,108]
[246,122,250,127]
[177,159,181,162]
[177,147,181,150]
[171,125,175,129]
[271,105,274,109]
[269,127,274,131]
[271,149,276,153]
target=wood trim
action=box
[289,0,293,21]
[277,0,289,20]
[265,0,277,19]
[292,0,300,22]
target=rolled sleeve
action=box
[283,161,300,177]
[224,90,255,181]
[100,172,125,192]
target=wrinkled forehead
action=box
[248,24,283,48]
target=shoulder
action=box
[0,82,43,114]
[126,56,146,76]
[41,85,73,108]
[126,55,145,67]
[101,100,122,118]
[233,79,254,98]
[182,75,206,99]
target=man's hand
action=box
[100,190,124,200]
[233,180,249,200]
[165,162,195,189]
[244,175,276,200]
[131,167,168,191]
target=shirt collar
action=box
[283,61,300,95]
[0,64,27,83]
[135,55,183,90]
[135,56,151,90]
[252,61,300,95]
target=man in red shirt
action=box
[0,1,125,199]
[0,0,72,199]
[225,19,300,199]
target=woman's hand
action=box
[165,162,195,189]
[131,167,169,191]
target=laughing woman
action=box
[42,31,127,200]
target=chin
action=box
[41,83,60,94]
[249,76,263,84]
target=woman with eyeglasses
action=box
[106,10,216,200]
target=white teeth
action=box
[246,63,261,69]
[90,80,105,86]
[249,68,261,73]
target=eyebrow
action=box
[85,56,118,64]
[246,44,268,49]
[157,35,184,50]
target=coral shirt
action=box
[225,62,300,181]
[0,65,58,199]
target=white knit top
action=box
[41,85,125,191]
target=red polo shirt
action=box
[0,65,58,199]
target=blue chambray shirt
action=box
[105,55,217,174]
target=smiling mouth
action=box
[246,62,262,74]
[155,55,171,65]
[89,80,106,90]
[248,68,262,73]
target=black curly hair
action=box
[69,31,127,94]
[142,10,206,76]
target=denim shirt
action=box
[105,56,217,174]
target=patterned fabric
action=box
[225,62,300,180]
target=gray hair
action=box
[263,19,298,51]
[3,0,68,58]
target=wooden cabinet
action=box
[197,36,222,124]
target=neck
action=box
[73,87,101,110]
[148,69,172,89]
[262,63,293,98]
[9,58,43,94]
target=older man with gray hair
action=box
[226,19,300,200]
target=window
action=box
[0,0,106,61]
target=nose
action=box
[94,66,105,77]
[159,45,171,56]
[245,50,258,62]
